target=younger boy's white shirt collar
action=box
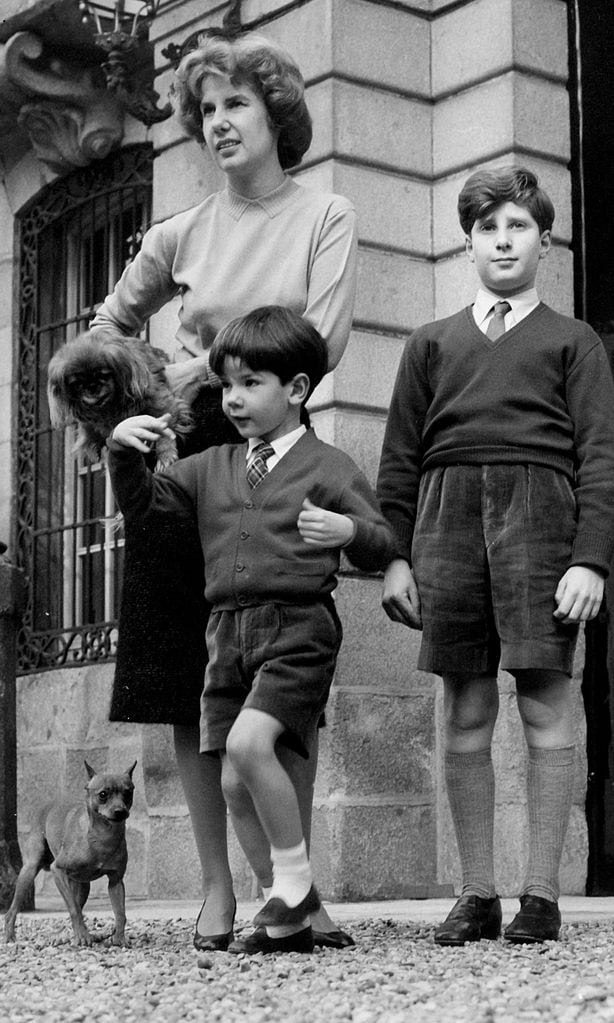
[246,425,306,470]
[473,287,540,332]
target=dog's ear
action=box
[47,369,69,427]
[126,761,138,779]
[84,760,96,781]
[105,340,152,403]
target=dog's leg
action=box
[50,863,93,946]
[4,861,40,942]
[74,880,90,911]
[4,829,47,942]
[106,872,127,946]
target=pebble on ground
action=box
[2,916,614,1022]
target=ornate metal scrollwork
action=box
[91,29,171,126]
[162,0,243,68]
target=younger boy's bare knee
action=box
[226,728,273,780]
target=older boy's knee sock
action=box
[445,748,496,899]
[270,839,312,907]
[522,745,575,903]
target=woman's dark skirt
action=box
[109,387,239,725]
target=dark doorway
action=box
[571,0,614,894]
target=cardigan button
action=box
[235,563,245,572]
[244,500,254,509]
[240,531,249,540]
[238,595,248,605]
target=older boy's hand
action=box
[553,565,605,624]
[112,413,175,453]
[297,497,355,548]
[382,558,422,629]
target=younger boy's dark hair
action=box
[209,305,329,402]
[457,165,555,235]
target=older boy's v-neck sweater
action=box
[108,429,397,610]
[377,303,614,574]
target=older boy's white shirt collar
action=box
[473,287,540,333]
[246,425,307,470]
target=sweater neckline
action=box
[464,301,547,348]
[223,176,300,221]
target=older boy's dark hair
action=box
[457,165,555,235]
[209,306,329,401]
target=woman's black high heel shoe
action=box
[193,896,236,952]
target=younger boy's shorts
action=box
[412,463,579,677]
[200,600,343,758]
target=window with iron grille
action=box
[16,145,153,673]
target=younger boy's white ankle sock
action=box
[261,887,309,938]
[269,839,313,908]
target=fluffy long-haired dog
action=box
[47,331,194,469]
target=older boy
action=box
[377,166,614,944]
[108,305,397,953]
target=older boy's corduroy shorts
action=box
[412,464,579,677]
[200,600,342,758]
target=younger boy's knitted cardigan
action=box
[377,303,614,575]
[108,429,397,610]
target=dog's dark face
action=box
[84,760,137,823]
[47,330,193,466]
[67,366,117,411]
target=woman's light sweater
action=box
[90,175,357,372]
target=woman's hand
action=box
[297,497,355,548]
[553,565,605,624]
[164,355,213,402]
[112,413,175,453]
[382,558,422,629]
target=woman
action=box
[91,31,357,953]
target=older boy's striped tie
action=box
[486,300,511,340]
[246,442,275,489]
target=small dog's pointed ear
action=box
[126,761,138,778]
[84,760,96,780]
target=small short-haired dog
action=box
[4,760,136,947]
[47,331,194,468]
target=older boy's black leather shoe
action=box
[434,894,502,945]
[504,895,561,943]
[228,926,314,954]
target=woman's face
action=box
[200,73,282,192]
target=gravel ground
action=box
[2,914,614,1022]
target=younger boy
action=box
[377,166,614,945]
[108,305,397,953]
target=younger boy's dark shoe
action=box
[504,895,561,944]
[253,885,321,927]
[434,894,502,945]
[228,926,314,954]
[312,928,356,949]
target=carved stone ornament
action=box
[18,98,123,172]
[0,31,124,171]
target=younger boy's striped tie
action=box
[486,300,511,340]
[246,442,275,489]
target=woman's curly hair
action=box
[171,32,312,170]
